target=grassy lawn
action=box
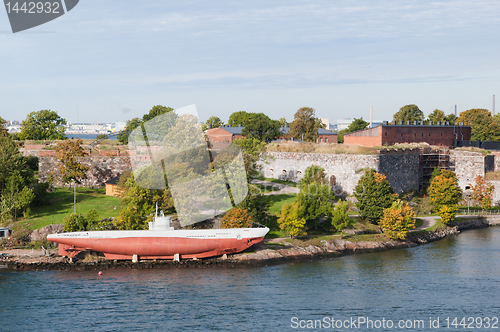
[268,193,298,216]
[21,187,123,230]
[414,219,424,229]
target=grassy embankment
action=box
[19,187,123,230]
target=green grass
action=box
[266,230,288,238]
[413,219,424,229]
[21,187,123,229]
[268,193,298,216]
[425,219,447,232]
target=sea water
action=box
[1,227,500,331]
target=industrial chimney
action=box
[493,95,496,116]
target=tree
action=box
[237,184,272,226]
[354,170,397,224]
[471,175,494,210]
[278,201,307,238]
[430,167,441,184]
[427,170,462,210]
[296,183,334,228]
[456,108,500,141]
[0,134,33,194]
[427,109,454,124]
[231,137,266,181]
[393,104,424,124]
[115,174,174,230]
[379,199,416,240]
[19,110,66,140]
[331,201,354,231]
[438,204,458,224]
[55,139,90,214]
[117,105,175,144]
[337,117,369,143]
[427,170,462,223]
[56,139,89,186]
[290,107,322,142]
[299,165,328,188]
[241,113,281,143]
[0,171,34,222]
[221,208,252,228]
[206,116,223,128]
[228,111,252,127]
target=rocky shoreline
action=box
[1,217,498,272]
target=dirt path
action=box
[251,179,300,195]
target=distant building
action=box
[205,125,244,150]
[205,124,338,149]
[343,121,471,147]
[320,118,336,131]
[337,118,384,131]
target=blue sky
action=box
[1,0,499,124]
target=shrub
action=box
[278,201,306,238]
[331,201,354,231]
[221,208,252,228]
[438,204,458,224]
[63,213,88,232]
[379,199,416,240]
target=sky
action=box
[1,0,499,124]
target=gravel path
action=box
[251,179,300,195]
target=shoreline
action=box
[1,217,498,272]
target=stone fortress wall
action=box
[21,143,500,205]
[259,150,500,205]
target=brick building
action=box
[317,128,338,143]
[343,122,471,147]
[205,125,244,150]
[205,125,337,149]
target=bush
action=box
[297,183,334,229]
[438,204,458,224]
[278,201,306,238]
[379,199,416,240]
[331,201,354,231]
[221,208,252,228]
[63,213,88,232]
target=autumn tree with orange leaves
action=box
[379,199,416,240]
[472,175,495,210]
[221,208,252,229]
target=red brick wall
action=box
[343,135,382,146]
[381,126,471,147]
[343,125,471,147]
[317,135,338,143]
[343,127,382,146]
[205,127,238,149]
